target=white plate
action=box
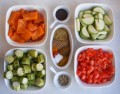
[50,24,73,69]
[4,48,47,91]
[5,5,48,47]
[74,3,114,44]
[74,45,116,88]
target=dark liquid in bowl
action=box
[56,9,68,21]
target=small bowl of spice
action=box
[50,66,71,89]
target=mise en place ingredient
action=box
[52,28,70,67]
[77,48,115,84]
[56,9,68,21]
[8,9,45,43]
[4,49,46,91]
[76,7,112,40]
[58,75,69,86]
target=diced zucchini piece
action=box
[12,70,17,75]
[82,17,94,25]
[98,13,103,19]
[37,54,45,63]
[76,18,80,32]
[19,77,28,85]
[35,63,44,71]
[22,57,30,65]
[11,76,18,82]
[7,64,13,71]
[17,67,24,76]
[13,60,20,69]
[23,65,31,74]
[12,81,20,91]
[5,55,14,64]
[5,71,13,79]
[81,27,90,39]
[95,19,105,31]
[104,15,112,25]
[83,14,93,18]
[97,34,107,40]
[15,49,23,58]
[93,7,105,14]
[91,33,99,40]
[88,25,98,34]
[92,11,97,15]
[84,10,92,14]
[28,80,35,86]
[27,73,35,80]
[35,78,44,87]
[28,50,38,58]
[21,84,28,90]
[78,11,83,19]
[104,25,110,32]
[36,69,46,78]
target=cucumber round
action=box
[82,17,94,25]
[83,14,93,18]
[76,18,80,32]
[93,7,105,14]
[104,15,112,25]
[80,27,90,38]
[95,19,105,31]
[84,10,92,14]
[88,25,98,34]
[97,34,107,40]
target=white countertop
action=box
[0,0,120,94]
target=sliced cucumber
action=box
[91,33,99,40]
[92,11,97,15]
[80,27,90,39]
[76,18,80,32]
[81,21,87,27]
[84,10,92,14]
[98,13,103,19]
[88,25,98,34]
[79,32,88,39]
[78,11,83,19]
[104,25,110,32]
[93,7,105,14]
[82,17,94,25]
[83,14,93,18]
[104,15,112,25]
[97,34,107,40]
[94,15,98,19]
[98,31,107,35]
[95,19,105,31]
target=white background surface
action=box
[0,0,120,94]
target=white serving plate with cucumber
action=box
[75,3,114,44]
[4,48,47,91]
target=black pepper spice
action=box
[58,75,69,86]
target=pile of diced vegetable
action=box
[76,7,113,40]
[4,49,46,91]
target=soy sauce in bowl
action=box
[56,9,68,21]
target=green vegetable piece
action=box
[12,81,20,91]
[84,10,92,14]
[35,63,43,71]
[78,11,83,19]
[23,65,31,74]
[5,55,14,64]
[5,71,13,79]
[12,70,17,75]
[31,63,36,71]
[15,49,23,58]
[28,50,38,58]
[37,55,45,63]
[17,67,24,76]
[93,7,105,14]
[36,69,46,78]
[104,15,112,25]
[35,78,44,87]
[21,84,28,90]
[19,77,28,85]
[11,76,18,82]
[22,57,30,65]
[28,80,35,86]
[27,73,35,80]
[13,60,20,69]
[7,64,13,71]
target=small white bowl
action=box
[50,24,73,69]
[74,45,116,87]
[5,5,48,47]
[4,48,47,91]
[74,3,114,44]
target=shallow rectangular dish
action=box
[74,45,116,87]
[74,3,114,44]
[4,48,47,91]
[5,5,48,47]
